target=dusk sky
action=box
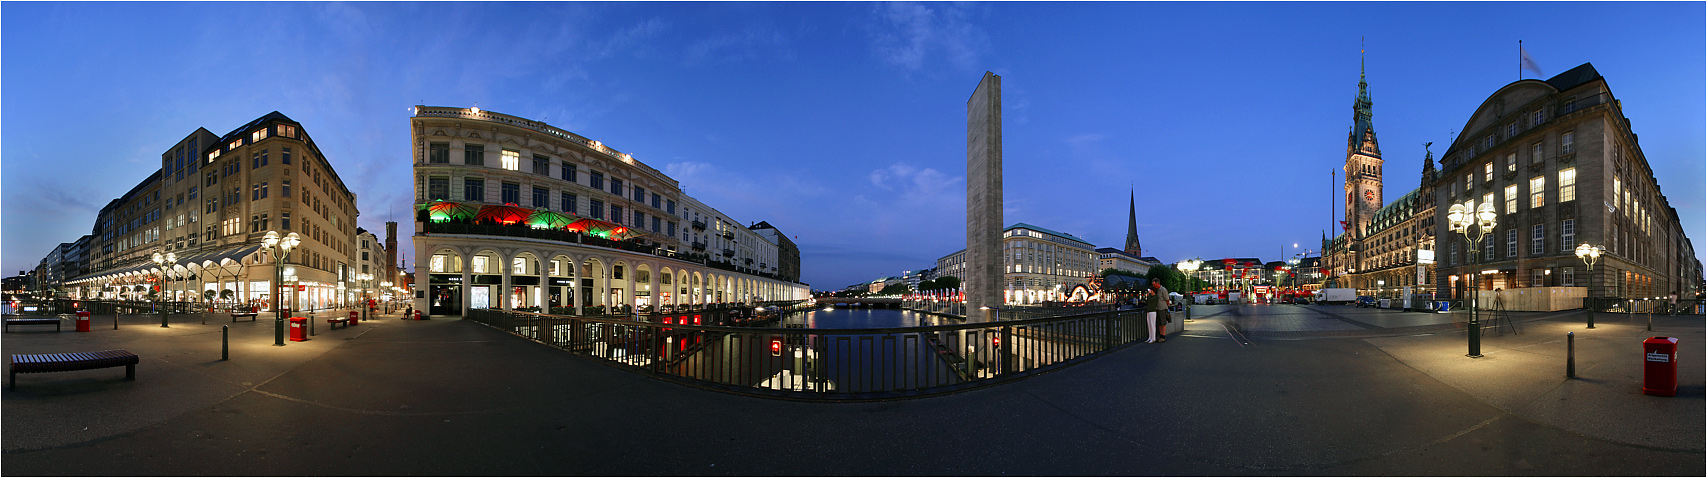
[4,2,1703,290]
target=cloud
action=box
[684,27,792,65]
[596,17,669,59]
[866,2,989,72]
[866,163,961,204]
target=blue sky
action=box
[4,2,1703,290]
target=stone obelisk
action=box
[966,72,1002,319]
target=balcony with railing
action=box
[690,241,707,251]
[691,220,707,230]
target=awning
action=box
[66,244,264,284]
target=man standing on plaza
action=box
[1146,280,1170,343]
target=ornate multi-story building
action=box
[1323,62,1439,295]
[410,106,807,316]
[1431,63,1702,301]
[65,112,363,310]
[936,223,1099,305]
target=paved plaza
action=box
[3,305,1702,476]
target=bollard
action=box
[115,311,121,330]
[1566,332,1575,378]
[310,311,315,336]
[222,325,230,361]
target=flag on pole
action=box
[1520,42,1543,78]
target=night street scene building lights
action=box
[409,106,808,318]
[59,112,364,314]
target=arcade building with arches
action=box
[410,106,808,317]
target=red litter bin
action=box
[414,310,423,321]
[289,317,308,342]
[349,310,360,326]
[1643,337,1679,396]
[75,311,92,332]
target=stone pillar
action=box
[966,71,1003,319]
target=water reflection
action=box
[783,307,955,329]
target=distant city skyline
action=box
[4,2,1702,289]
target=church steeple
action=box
[1124,190,1142,257]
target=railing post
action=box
[1000,325,1013,375]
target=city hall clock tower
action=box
[1344,58,1382,238]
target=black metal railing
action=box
[424,222,786,283]
[467,308,1147,400]
[691,220,707,230]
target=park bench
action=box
[326,317,349,330]
[231,311,258,322]
[4,317,62,333]
[9,349,139,390]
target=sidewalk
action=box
[3,308,1701,476]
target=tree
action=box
[933,276,961,290]
[1146,265,1187,293]
[878,282,911,296]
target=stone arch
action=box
[581,256,611,313]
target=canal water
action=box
[782,307,959,329]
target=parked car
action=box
[1355,296,1378,308]
[1291,297,1310,305]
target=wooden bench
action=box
[326,317,349,330]
[4,318,61,333]
[231,312,258,322]
[9,350,139,390]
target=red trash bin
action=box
[349,310,360,326]
[75,311,92,332]
[414,310,423,321]
[1643,337,1679,396]
[289,317,308,342]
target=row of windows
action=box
[426,142,679,214]
[1446,219,1577,265]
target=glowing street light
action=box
[1447,201,1497,358]
[151,251,176,327]
[1575,243,1603,328]
[262,231,301,346]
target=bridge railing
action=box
[467,308,1149,400]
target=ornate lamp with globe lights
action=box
[262,231,301,346]
[151,251,177,327]
[1575,243,1603,329]
[1447,201,1497,358]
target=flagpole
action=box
[1518,40,1522,80]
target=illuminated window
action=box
[1558,168,1576,202]
[1529,176,1545,208]
[512,257,526,274]
[1505,153,1516,172]
[251,129,267,142]
[430,255,446,273]
[279,125,296,138]
[501,149,520,171]
[472,256,488,274]
[1484,163,1493,182]
[1613,177,1622,208]
[1484,193,1494,213]
[1504,185,1517,214]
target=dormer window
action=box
[251,128,268,142]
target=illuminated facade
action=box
[65,112,363,310]
[1323,64,1439,296]
[935,223,1098,305]
[1431,63,1702,300]
[411,106,807,316]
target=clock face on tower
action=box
[1364,190,1376,202]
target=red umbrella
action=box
[476,204,533,225]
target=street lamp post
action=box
[1575,244,1603,329]
[262,231,301,346]
[152,252,176,327]
[356,273,374,321]
[1448,201,1497,358]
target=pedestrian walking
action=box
[1146,280,1171,343]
